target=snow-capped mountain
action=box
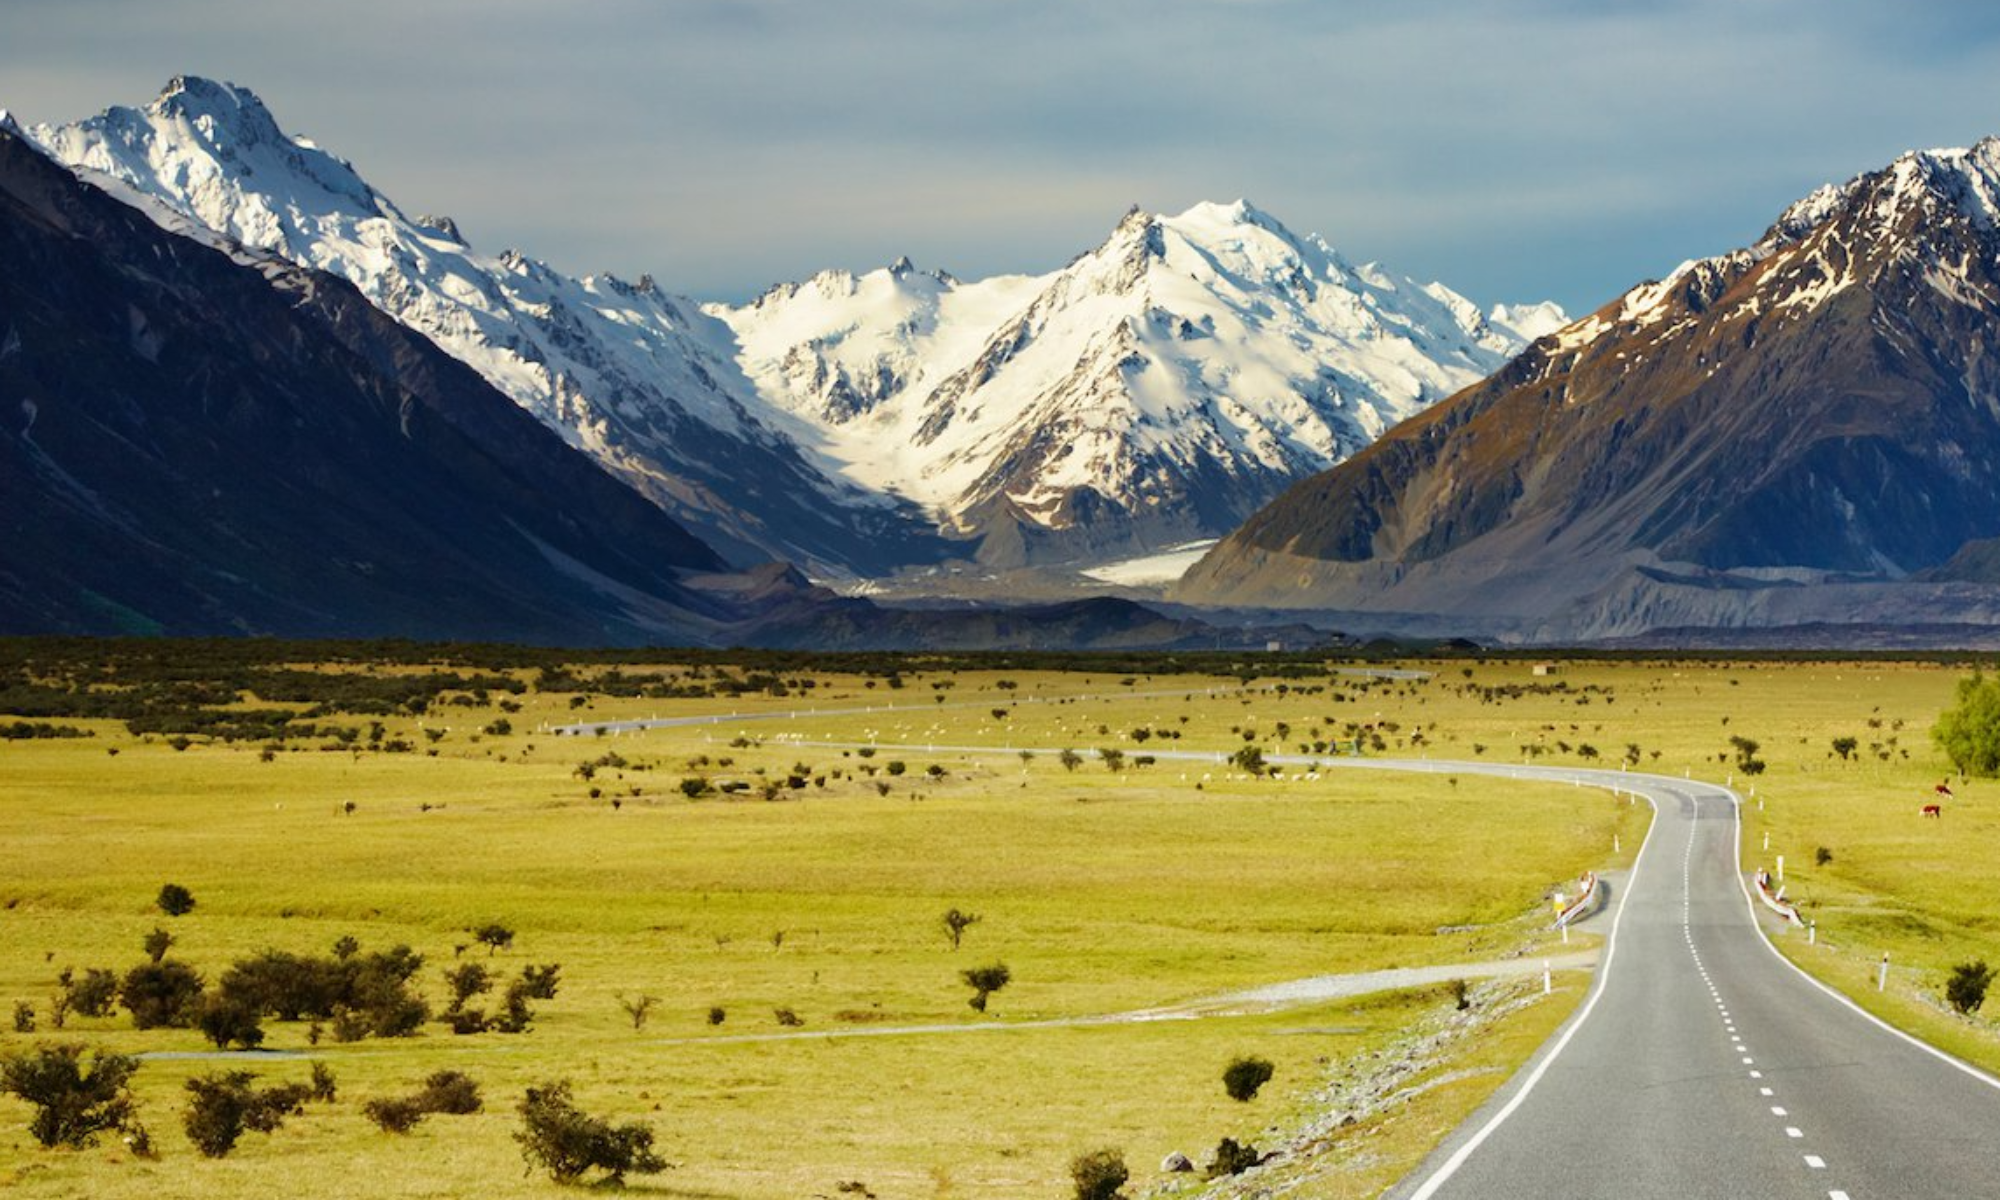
[1179,138,2000,643]
[32,75,941,575]
[32,77,1562,582]
[716,201,1563,567]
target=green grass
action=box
[0,663,1634,1198]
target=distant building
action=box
[1532,662,1559,677]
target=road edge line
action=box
[1400,778,1664,1200]
[1726,784,2000,1094]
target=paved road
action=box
[1389,772,2000,1200]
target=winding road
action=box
[1390,770,2000,1200]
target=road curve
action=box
[1384,768,2000,1200]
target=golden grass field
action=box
[0,652,1993,1198]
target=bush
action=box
[182,1070,301,1158]
[12,1001,32,1032]
[514,1080,667,1185]
[679,776,709,798]
[141,927,174,963]
[1947,960,1994,1014]
[195,993,266,1050]
[416,1070,483,1114]
[309,1063,337,1103]
[1205,1137,1261,1178]
[121,960,204,1029]
[156,883,196,917]
[1222,1056,1275,1102]
[0,1043,139,1148]
[516,963,561,1001]
[1069,1148,1130,1200]
[65,968,120,1019]
[363,1095,428,1134]
[472,923,516,955]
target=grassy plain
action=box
[0,658,1635,1199]
[5,652,1994,1198]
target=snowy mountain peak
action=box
[0,110,19,139]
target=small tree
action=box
[942,908,982,951]
[142,927,175,963]
[961,963,1011,1013]
[1947,960,1994,1014]
[194,993,265,1051]
[618,994,659,1031]
[443,962,495,1013]
[471,923,516,956]
[1222,1056,1275,1102]
[1069,1148,1130,1200]
[1229,745,1267,776]
[1831,736,1859,762]
[1058,748,1083,772]
[63,968,120,1019]
[415,1070,482,1114]
[156,883,196,917]
[1935,672,2000,777]
[0,1044,139,1149]
[514,1080,667,1185]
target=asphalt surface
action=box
[1388,771,2000,1200]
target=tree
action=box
[618,994,659,1031]
[942,907,982,951]
[0,1044,139,1149]
[1229,745,1267,776]
[194,993,265,1051]
[156,883,196,917]
[141,927,174,963]
[1222,1056,1275,1101]
[63,968,120,1019]
[1947,960,1994,1014]
[1058,748,1083,772]
[1935,673,2000,777]
[1098,748,1126,772]
[1069,1148,1130,1200]
[471,923,516,956]
[1831,736,1859,762]
[514,1081,667,1185]
[961,963,1011,1013]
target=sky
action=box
[7,0,2000,315]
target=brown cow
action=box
[1922,803,1943,818]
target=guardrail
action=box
[1752,868,1804,926]
[1554,871,1601,928]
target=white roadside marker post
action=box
[1879,954,1890,991]
[1543,961,1552,994]
[1809,921,1817,946]
[1777,855,1784,884]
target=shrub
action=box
[416,1070,483,1114]
[141,927,174,963]
[885,761,907,776]
[1815,846,1833,867]
[514,1081,667,1185]
[121,960,204,1029]
[516,963,561,1001]
[1069,1148,1130,1200]
[156,883,196,917]
[443,962,494,1012]
[1947,960,1994,1014]
[182,1070,300,1158]
[707,1006,726,1026]
[961,963,1011,1013]
[362,1095,428,1134]
[11,1001,32,1032]
[1205,1137,1261,1178]
[66,968,120,1019]
[309,1063,337,1103]
[1222,1056,1275,1102]
[195,993,266,1050]
[0,1044,139,1148]
[774,1006,804,1027]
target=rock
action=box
[1161,1152,1194,1173]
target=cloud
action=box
[6,0,2000,310]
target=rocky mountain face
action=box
[1177,139,2000,643]
[33,78,1559,583]
[0,121,736,643]
[717,201,1562,569]
[31,75,944,576]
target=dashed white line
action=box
[1785,1126,1804,1139]
[1804,1155,1826,1169]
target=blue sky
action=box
[9,0,2000,313]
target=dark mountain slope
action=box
[1178,139,2000,642]
[0,126,730,644]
